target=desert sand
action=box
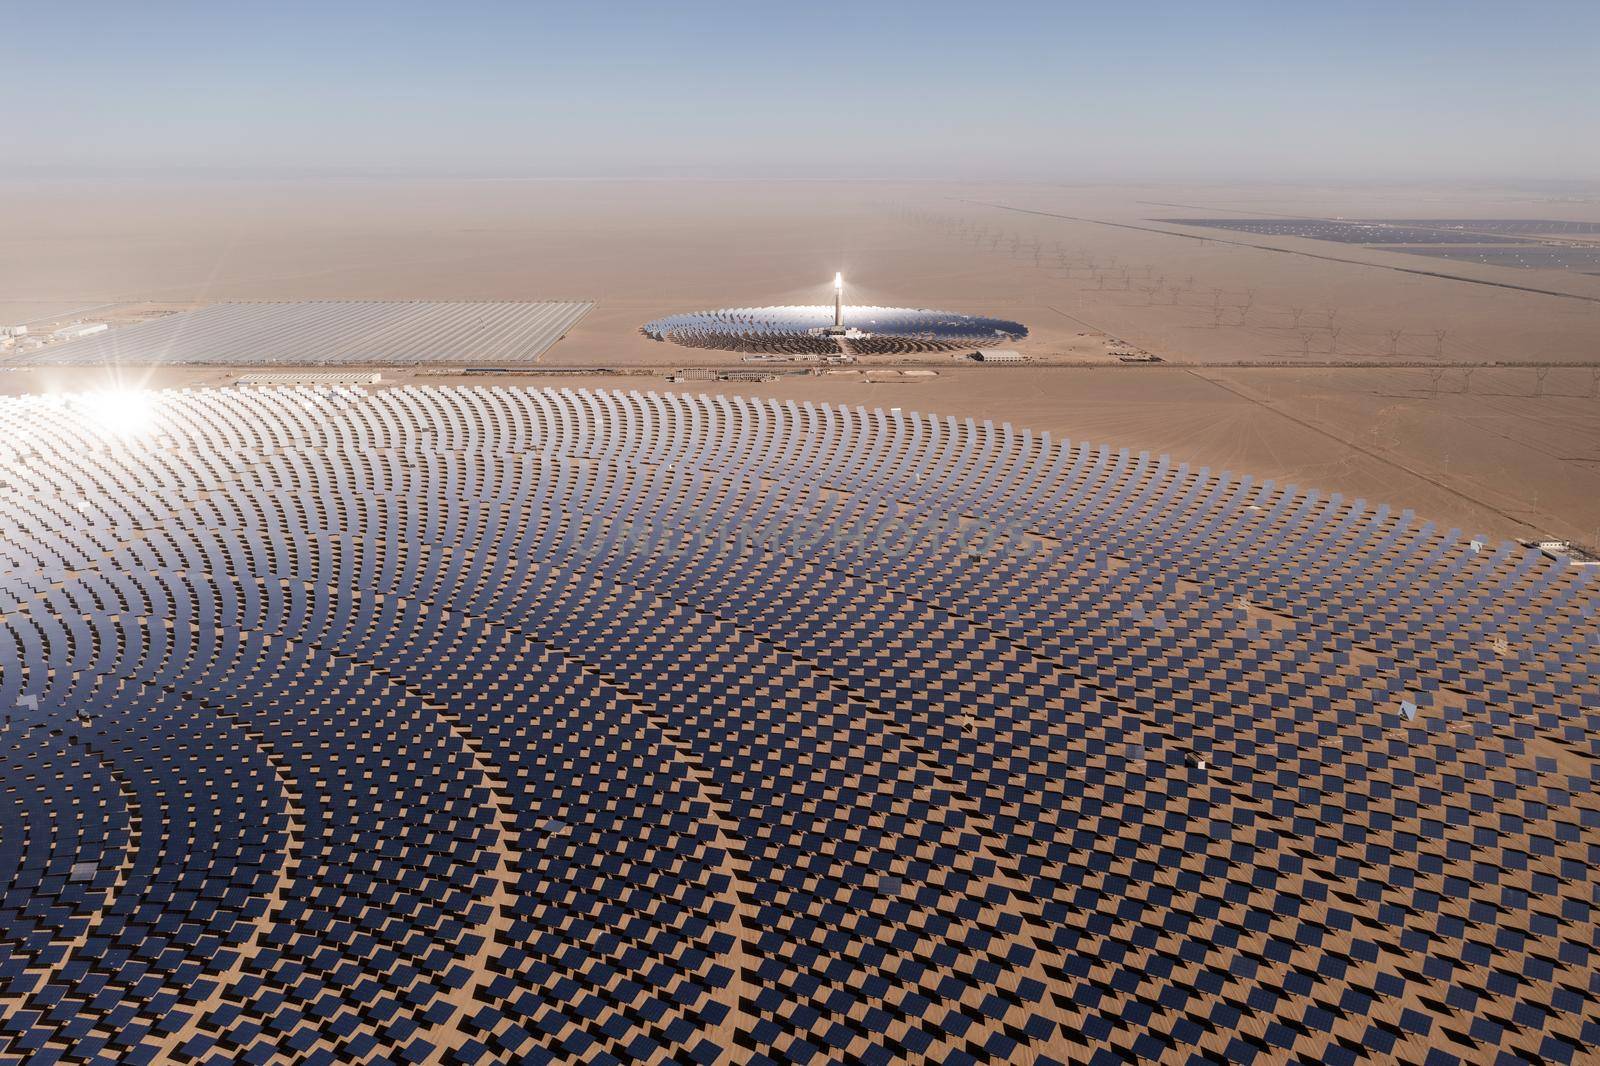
[4,178,1598,1066]
[2,178,1596,547]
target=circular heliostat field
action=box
[642,304,1028,355]
[1,385,1596,1065]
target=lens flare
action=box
[79,389,157,439]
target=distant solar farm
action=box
[1159,218,1600,273]
[15,299,595,366]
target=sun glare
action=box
[77,389,157,439]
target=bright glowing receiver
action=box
[79,390,156,439]
[833,273,844,327]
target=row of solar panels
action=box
[14,300,595,366]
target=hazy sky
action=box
[11,0,1598,181]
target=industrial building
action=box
[50,322,107,341]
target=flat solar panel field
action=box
[1157,219,1600,274]
[19,301,595,367]
[1158,220,1496,245]
[1368,221,1600,238]
[2,385,1597,1065]
[1398,246,1600,274]
[1157,219,1600,244]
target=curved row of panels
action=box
[641,305,1028,355]
[0,385,1596,1066]
[18,301,596,367]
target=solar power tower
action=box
[641,274,1028,357]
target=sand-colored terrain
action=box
[5,179,1597,365]
[4,179,1598,1066]
[8,362,1596,551]
[2,178,1597,546]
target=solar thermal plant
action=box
[641,275,1028,355]
[1,384,1597,1065]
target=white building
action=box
[52,323,109,341]
[0,325,26,337]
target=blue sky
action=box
[10,0,1597,180]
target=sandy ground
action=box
[8,362,1596,550]
[5,181,1596,1066]
[4,179,1597,365]
[2,178,1597,546]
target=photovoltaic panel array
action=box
[1157,219,1600,274]
[1159,219,1600,244]
[17,300,595,367]
[1,385,1596,1065]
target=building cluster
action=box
[0,321,108,354]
